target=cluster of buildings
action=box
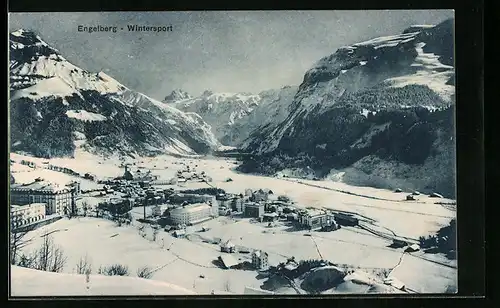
[296,209,337,230]
[10,177,81,229]
[122,165,158,182]
[295,209,360,230]
[217,239,269,271]
[172,164,211,184]
[96,167,176,209]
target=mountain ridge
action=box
[166,86,298,147]
[9,29,220,158]
[239,18,456,197]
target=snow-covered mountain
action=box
[9,29,220,158]
[240,19,456,197]
[163,89,193,104]
[235,86,298,147]
[166,87,297,146]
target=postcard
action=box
[8,10,457,296]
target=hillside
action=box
[240,19,456,198]
[9,29,220,158]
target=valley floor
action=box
[9,151,457,296]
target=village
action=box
[9,153,457,295]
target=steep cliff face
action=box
[240,19,456,197]
[9,29,220,158]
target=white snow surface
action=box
[11,77,77,100]
[10,153,456,294]
[11,266,196,296]
[352,31,420,50]
[10,55,126,95]
[66,110,107,122]
[385,42,454,102]
[172,91,260,131]
[9,30,127,96]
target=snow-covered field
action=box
[11,265,196,296]
[10,151,455,238]
[14,217,266,295]
[10,151,457,295]
[13,216,456,296]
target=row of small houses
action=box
[17,159,97,181]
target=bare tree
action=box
[136,266,154,279]
[50,245,67,273]
[16,252,36,268]
[10,215,35,265]
[10,228,31,265]
[36,233,52,271]
[32,234,67,273]
[76,254,93,275]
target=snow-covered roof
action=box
[170,203,211,214]
[284,263,299,271]
[11,203,46,209]
[408,244,420,251]
[383,277,405,290]
[263,213,278,217]
[252,250,268,258]
[11,181,71,193]
[219,254,239,268]
[244,202,263,208]
[221,240,235,248]
[300,209,327,217]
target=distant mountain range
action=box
[9,18,456,197]
[9,29,220,158]
[164,86,298,146]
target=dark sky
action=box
[9,10,453,100]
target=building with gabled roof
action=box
[218,254,239,269]
[251,250,269,270]
[123,166,135,180]
[220,240,236,253]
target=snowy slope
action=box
[247,20,455,155]
[11,266,196,296]
[9,29,220,158]
[240,18,456,197]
